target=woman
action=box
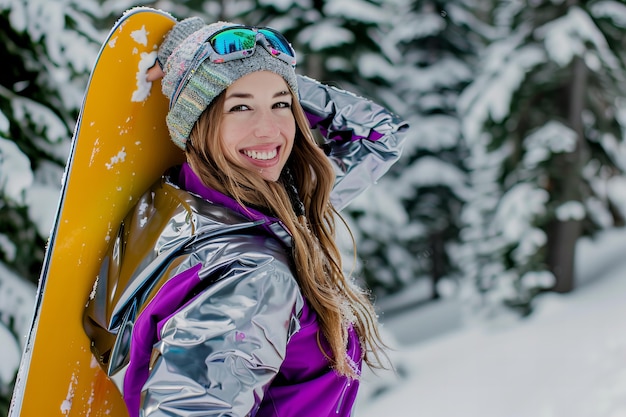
[84,15,408,417]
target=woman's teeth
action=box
[244,149,277,160]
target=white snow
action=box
[297,21,354,51]
[355,227,626,417]
[60,372,77,415]
[131,51,157,102]
[537,6,620,70]
[0,262,36,387]
[556,200,586,221]
[0,324,20,388]
[24,184,61,237]
[493,183,548,242]
[591,0,626,28]
[390,10,445,41]
[258,0,293,12]
[105,147,127,169]
[358,53,398,81]
[0,234,16,261]
[0,110,9,132]
[458,39,546,144]
[323,0,389,24]
[607,176,626,218]
[130,25,148,46]
[406,114,460,153]
[522,121,577,169]
[11,95,67,143]
[0,137,33,202]
[396,155,468,201]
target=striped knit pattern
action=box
[160,21,299,150]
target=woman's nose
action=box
[253,111,281,138]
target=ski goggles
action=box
[207,25,296,67]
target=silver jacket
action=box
[83,75,408,416]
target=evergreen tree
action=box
[0,0,103,412]
[338,0,479,307]
[455,0,626,316]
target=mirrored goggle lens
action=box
[210,29,256,55]
[257,28,294,56]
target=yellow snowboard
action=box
[9,8,183,416]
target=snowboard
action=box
[9,8,183,417]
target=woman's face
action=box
[219,71,296,182]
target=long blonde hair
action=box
[186,87,386,377]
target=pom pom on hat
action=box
[158,18,299,150]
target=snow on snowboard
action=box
[9,8,184,416]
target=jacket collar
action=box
[176,163,293,248]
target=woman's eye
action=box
[229,104,250,112]
[274,101,292,109]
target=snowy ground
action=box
[355,227,626,417]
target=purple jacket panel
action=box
[124,263,203,416]
[258,298,362,417]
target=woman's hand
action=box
[146,62,165,81]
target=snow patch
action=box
[105,148,126,170]
[131,51,158,102]
[60,372,78,415]
[0,323,20,387]
[522,121,577,169]
[0,234,16,261]
[298,22,354,51]
[130,25,149,46]
[537,6,620,69]
[0,137,34,202]
[88,138,101,167]
[556,200,586,221]
[88,276,99,302]
[520,270,555,289]
[607,176,626,219]
[24,184,60,237]
[0,110,9,132]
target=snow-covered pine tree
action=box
[455,0,626,316]
[333,0,480,307]
[0,0,102,413]
[0,0,102,281]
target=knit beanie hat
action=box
[158,18,299,150]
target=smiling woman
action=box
[83,13,408,417]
